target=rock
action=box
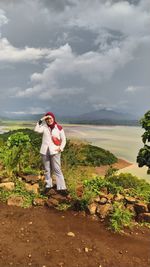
[137,213,150,223]
[33,198,45,206]
[107,193,114,201]
[84,247,89,253]
[25,183,39,194]
[7,196,24,207]
[134,202,148,214]
[100,187,108,195]
[96,204,112,218]
[114,193,124,202]
[94,196,100,203]
[79,210,86,217]
[76,185,83,198]
[0,182,15,191]
[58,262,64,267]
[0,177,10,183]
[51,193,67,203]
[87,203,97,215]
[126,204,136,216]
[99,197,108,204]
[76,248,82,253]
[46,198,59,207]
[67,232,75,237]
[123,188,132,194]
[125,196,137,204]
[90,214,99,221]
[49,189,57,195]
[19,174,40,184]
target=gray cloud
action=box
[0,0,150,117]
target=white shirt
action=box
[34,122,66,155]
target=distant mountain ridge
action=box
[74,109,138,121]
[0,109,140,126]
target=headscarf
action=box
[45,112,62,130]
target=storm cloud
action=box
[0,0,150,117]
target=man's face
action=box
[45,116,54,125]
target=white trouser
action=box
[41,150,67,190]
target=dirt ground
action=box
[95,158,132,176]
[0,203,150,267]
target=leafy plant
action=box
[23,166,40,175]
[109,201,134,232]
[0,188,12,202]
[0,178,46,208]
[56,203,72,211]
[106,172,150,202]
[83,176,123,195]
[0,132,31,175]
[137,110,150,174]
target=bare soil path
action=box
[0,203,150,267]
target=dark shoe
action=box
[57,189,69,197]
[42,187,53,195]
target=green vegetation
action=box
[137,110,150,174]
[0,128,150,232]
[0,178,46,208]
[0,120,35,131]
[109,201,134,232]
[0,129,117,177]
[1,132,31,175]
[106,172,150,202]
[56,203,72,211]
[0,129,43,176]
[63,139,117,167]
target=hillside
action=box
[0,128,150,267]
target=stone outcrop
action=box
[7,196,24,207]
[33,198,45,206]
[125,196,137,204]
[134,202,148,214]
[0,182,15,191]
[114,193,124,202]
[96,203,112,219]
[25,183,39,194]
[137,213,150,223]
[18,174,42,184]
[0,172,150,226]
[87,203,97,215]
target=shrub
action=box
[137,110,150,173]
[0,132,31,175]
[109,201,134,232]
[62,139,117,167]
[106,172,150,202]
[0,178,46,208]
[83,176,123,195]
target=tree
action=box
[137,110,150,174]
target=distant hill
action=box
[75,109,138,121]
[60,109,140,126]
[0,109,140,126]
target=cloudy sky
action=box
[0,0,150,118]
